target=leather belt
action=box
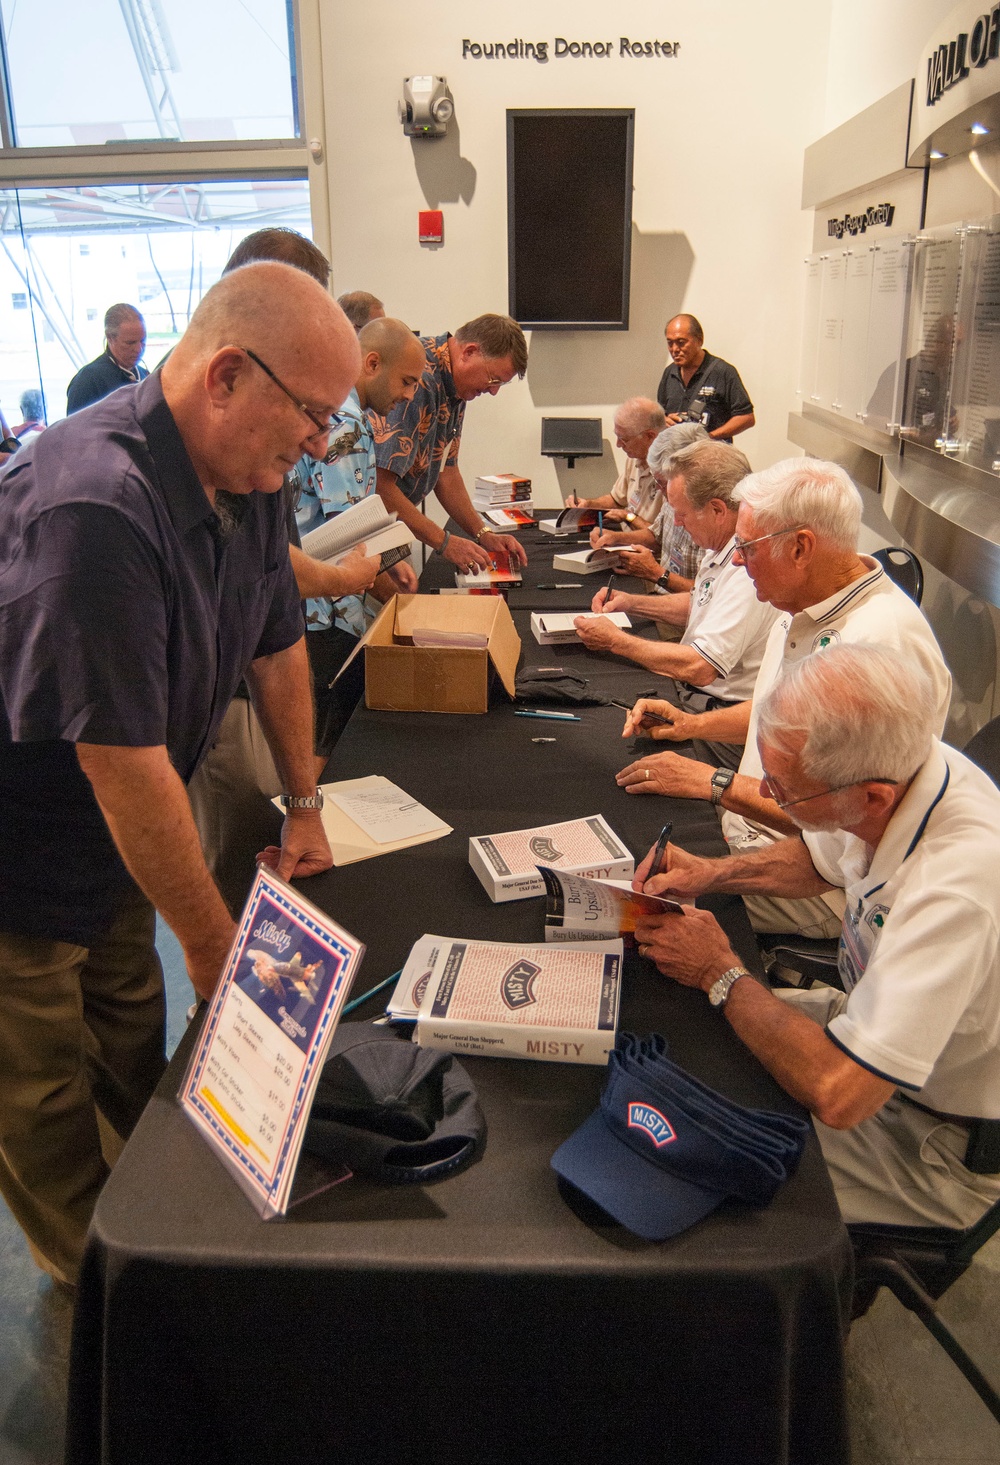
[899,1093,979,1128]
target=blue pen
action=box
[598,511,604,532]
[515,709,581,722]
[343,968,402,1015]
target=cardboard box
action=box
[469,815,634,903]
[364,595,521,714]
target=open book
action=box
[299,495,413,573]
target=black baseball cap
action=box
[305,1022,486,1184]
[551,1033,808,1240]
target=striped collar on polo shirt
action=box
[807,556,884,627]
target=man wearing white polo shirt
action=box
[575,441,779,769]
[616,458,951,937]
[632,645,1000,1229]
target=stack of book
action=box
[473,474,533,512]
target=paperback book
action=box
[455,548,524,588]
[393,934,623,1065]
[530,611,631,645]
[469,814,633,903]
[300,495,413,574]
[539,867,685,943]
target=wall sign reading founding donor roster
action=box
[461,37,680,61]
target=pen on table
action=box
[536,583,583,589]
[608,698,674,727]
[515,709,581,722]
[343,968,402,1016]
[651,822,673,878]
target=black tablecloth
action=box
[65,545,852,1465]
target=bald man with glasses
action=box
[616,457,951,939]
[0,261,359,1286]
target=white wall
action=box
[820,0,958,134]
[318,0,832,507]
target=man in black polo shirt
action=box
[66,302,149,414]
[0,260,359,1286]
[655,314,755,444]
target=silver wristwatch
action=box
[708,966,750,1008]
[710,767,735,805]
[280,789,325,811]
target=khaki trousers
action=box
[187,696,284,917]
[778,984,1000,1227]
[0,888,166,1285]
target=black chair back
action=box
[872,546,924,606]
[964,716,1000,788]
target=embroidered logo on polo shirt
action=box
[530,836,562,861]
[501,959,541,1010]
[812,628,842,653]
[627,1102,676,1147]
[864,904,889,933]
[697,576,715,606]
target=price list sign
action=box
[180,867,365,1217]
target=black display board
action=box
[507,109,634,330]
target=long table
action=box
[66,521,852,1465]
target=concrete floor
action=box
[1,920,999,1464]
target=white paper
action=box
[326,775,449,846]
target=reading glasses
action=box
[241,347,345,438]
[720,523,807,566]
[761,771,897,810]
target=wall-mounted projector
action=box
[399,76,454,138]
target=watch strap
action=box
[708,966,750,1008]
[710,767,735,805]
[280,789,325,811]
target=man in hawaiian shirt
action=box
[373,314,529,574]
[290,316,428,772]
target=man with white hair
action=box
[565,397,666,530]
[0,261,358,1284]
[66,302,149,414]
[589,420,707,602]
[631,644,1000,1229]
[616,458,951,938]
[576,441,780,769]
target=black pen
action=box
[651,822,673,877]
[608,698,674,727]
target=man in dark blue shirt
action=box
[0,260,360,1285]
[65,303,150,414]
[655,314,755,444]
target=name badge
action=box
[838,898,888,992]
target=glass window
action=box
[0,177,311,429]
[0,0,297,147]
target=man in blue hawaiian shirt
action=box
[290,316,427,773]
[372,314,529,574]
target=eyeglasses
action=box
[761,771,896,810]
[241,347,343,439]
[720,523,807,567]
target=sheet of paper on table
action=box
[178,866,365,1218]
[272,775,452,864]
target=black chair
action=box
[872,546,924,606]
[964,715,1000,785]
[849,1194,1000,1424]
[757,932,841,989]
